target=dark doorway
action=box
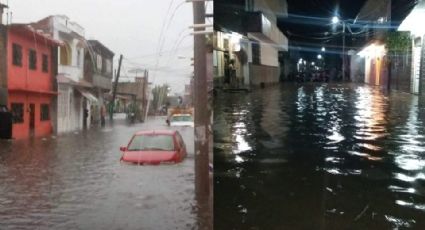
[29,103,35,136]
[83,99,88,129]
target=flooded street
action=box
[0,116,199,230]
[214,83,425,229]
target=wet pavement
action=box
[214,83,425,229]
[0,116,199,230]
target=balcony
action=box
[58,65,83,82]
[92,73,112,90]
[243,12,288,51]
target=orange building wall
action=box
[7,31,53,92]
[7,28,56,139]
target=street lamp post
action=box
[332,16,346,81]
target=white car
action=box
[170,114,194,127]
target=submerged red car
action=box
[120,130,187,164]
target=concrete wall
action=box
[252,0,288,23]
[249,63,279,85]
[260,42,279,67]
[0,25,7,106]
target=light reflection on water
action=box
[215,83,425,229]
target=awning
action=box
[57,74,93,88]
[76,88,98,103]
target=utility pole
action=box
[192,0,209,199]
[110,54,123,121]
[191,2,213,229]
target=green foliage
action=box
[386,31,411,53]
[151,84,170,111]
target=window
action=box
[42,54,49,72]
[12,43,22,66]
[128,134,175,151]
[252,41,260,64]
[11,103,24,123]
[106,59,112,73]
[60,43,71,65]
[102,57,106,73]
[223,38,229,50]
[77,49,81,67]
[29,49,37,70]
[40,104,50,121]
[96,54,102,71]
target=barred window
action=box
[11,103,24,123]
[29,49,37,70]
[12,43,22,66]
[40,104,50,121]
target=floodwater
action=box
[0,116,200,230]
[214,83,425,229]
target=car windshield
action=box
[171,115,193,122]
[127,134,175,151]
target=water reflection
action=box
[214,83,425,229]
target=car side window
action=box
[176,133,185,149]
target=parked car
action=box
[170,114,194,127]
[120,130,187,164]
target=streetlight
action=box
[317,54,322,59]
[321,47,326,52]
[332,15,346,81]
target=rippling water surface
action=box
[214,83,425,229]
[0,117,198,230]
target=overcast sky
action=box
[2,0,211,93]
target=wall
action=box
[252,0,288,23]
[249,63,279,85]
[8,93,53,139]
[350,55,365,83]
[260,42,279,67]
[0,25,7,105]
[7,30,53,92]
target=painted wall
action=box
[7,28,56,139]
[7,30,53,92]
[9,93,53,139]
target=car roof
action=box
[172,114,192,116]
[134,130,177,135]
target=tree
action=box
[151,84,170,112]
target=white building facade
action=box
[33,15,95,133]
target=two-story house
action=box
[32,15,96,133]
[214,0,288,88]
[84,40,114,126]
[0,23,60,139]
[352,0,417,92]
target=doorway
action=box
[83,99,88,129]
[29,103,35,136]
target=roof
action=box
[8,24,63,46]
[87,40,115,57]
[134,130,177,136]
